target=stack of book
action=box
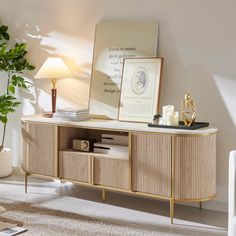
[93,143,128,158]
[53,108,89,121]
[93,133,129,158]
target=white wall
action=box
[1,0,236,212]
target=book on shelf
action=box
[101,133,128,146]
[93,143,128,157]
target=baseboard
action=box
[173,199,228,213]
[200,199,228,212]
[12,167,24,176]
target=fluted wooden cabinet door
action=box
[59,151,89,182]
[174,134,216,199]
[94,157,129,189]
[22,122,58,177]
[132,132,172,197]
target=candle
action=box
[166,111,179,126]
[162,105,174,125]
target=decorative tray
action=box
[148,121,209,130]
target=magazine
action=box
[0,223,27,236]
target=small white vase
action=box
[0,148,12,178]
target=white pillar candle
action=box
[162,105,174,125]
[166,113,173,125]
[172,111,179,126]
[166,111,179,126]
[162,105,174,117]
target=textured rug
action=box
[0,197,173,236]
[0,206,6,213]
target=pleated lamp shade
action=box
[35,57,71,79]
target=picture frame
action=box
[118,57,163,123]
[89,20,159,120]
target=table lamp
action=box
[35,57,72,114]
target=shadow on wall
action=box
[14,22,93,114]
[0,14,94,166]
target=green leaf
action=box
[8,84,15,94]
[26,64,35,70]
[0,115,7,124]
[13,102,21,106]
[0,25,9,41]
[2,32,9,40]
[8,108,15,112]
[0,25,8,32]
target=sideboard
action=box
[21,115,217,223]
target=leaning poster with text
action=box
[89,20,158,119]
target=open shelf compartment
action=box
[58,126,130,189]
[58,126,129,160]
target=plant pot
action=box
[0,148,12,178]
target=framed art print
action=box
[89,20,159,119]
[118,57,163,123]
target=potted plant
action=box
[0,25,35,177]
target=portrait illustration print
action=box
[131,67,149,95]
[119,58,163,123]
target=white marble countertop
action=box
[21,115,217,135]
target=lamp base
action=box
[51,88,57,113]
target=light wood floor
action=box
[0,174,227,236]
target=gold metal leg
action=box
[102,189,106,201]
[170,199,174,224]
[24,172,28,193]
[199,201,202,209]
